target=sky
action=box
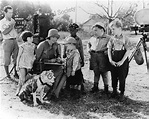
[1,0,149,23]
[34,0,149,23]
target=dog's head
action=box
[40,70,55,86]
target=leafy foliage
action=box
[0,0,73,31]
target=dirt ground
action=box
[0,33,149,119]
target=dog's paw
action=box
[42,100,51,104]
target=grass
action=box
[21,80,149,119]
[1,30,149,119]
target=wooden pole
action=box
[75,0,77,23]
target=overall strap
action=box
[121,44,125,50]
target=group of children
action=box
[88,19,132,101]
[8,18,131,102]
[0,5,132,102]
[15,23,84,99]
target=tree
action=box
[94,0,137,24]
[0,0,54,20]
[80,0,137,26]
[51,14,72,31]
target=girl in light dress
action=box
[16,31,36,96]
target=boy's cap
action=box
[92,22,105,31]
[46,29,60,39]
[68,23,80,30]
[65,37,76,44]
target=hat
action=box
[68,23,80,30]
[65,37,76,44]
[92,22,105,31]
[46,29,60,39]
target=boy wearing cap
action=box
[63,23,85,91]
[65,23,84,67]
[64,37,83,91]
[91,22,110,94]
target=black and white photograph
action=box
[0,0,149,118]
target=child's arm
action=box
[116,37,132,67]
[72,53,80,76]
[78,39,84,67]
[107,39,117,66]
[35,42,44,61]
[116,50,131,67]
[108,48,116,66]
[16,46,24,70]
[87,42,92,53]
[63,45,67,58]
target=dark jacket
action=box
[63,35,84,66]
[36,40,61,61]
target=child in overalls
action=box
[107,19,132,100]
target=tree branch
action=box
[78,6,95,15]
[95,2,109,16]
[78,6,104,18]
[113,4,122,18]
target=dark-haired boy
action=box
[90,22,110,94]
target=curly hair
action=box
[109,18,123,29]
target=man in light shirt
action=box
[0,5,19,79]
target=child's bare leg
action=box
[16,68,26,96]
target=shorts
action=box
[92,52,110,75]
[89,51,96,70]
[3,39,19,66]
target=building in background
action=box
[81,14,108,32]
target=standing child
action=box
[63,23,85,91]
[65,37,83,91]
[107,19,132,100]
[16,31,36,96]
[90,22,110,94]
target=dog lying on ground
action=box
[18,70,55,106]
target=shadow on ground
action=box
[21,80,149,119]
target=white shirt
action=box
[87,37,97,52]
[0,17,17,40]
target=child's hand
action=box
[56,57,62,63]
[71,71,75,76]
[109,59,117,67]
[116,60,124,67]
[50,58,56,63]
